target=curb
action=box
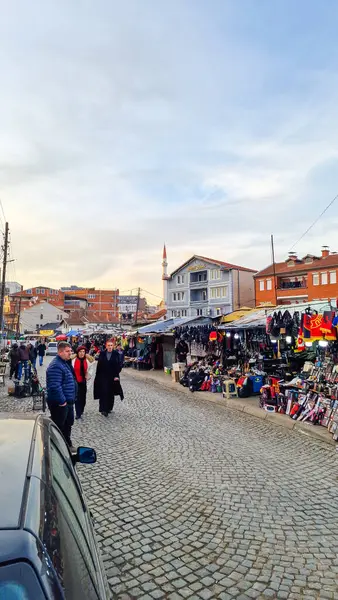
[123,369,335,447]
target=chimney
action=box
[288,251,297,261]
[321,246,330,258]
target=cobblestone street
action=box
[2,362,338,599]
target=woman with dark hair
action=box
[72,346,93,420]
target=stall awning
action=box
[67,329,83,336]
[221,308,258,323]
[220,299,336,330]
[136,315,212,336]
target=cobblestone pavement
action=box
[2,361,338,599]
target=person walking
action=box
[150,337,157,370]
[72,346,93,420]
[27,343,37,369]
[46,342,77,449]
[37,341,47,366]
[94,339,122,417]
[116,343,125,369]
[9,343,20,379]
[17,343,30,381]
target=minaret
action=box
[162,244,169,308]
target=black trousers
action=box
[10,363,18,378]
[75,381,87,418]
[50,403,74,447]
[99,396,115,414]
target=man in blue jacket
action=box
[46,341,78,449]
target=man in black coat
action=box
[94,340,122,417]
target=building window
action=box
[36,288,40,294]
[313,273,319,286]
[321,272,328,285]
[259,280,265,291]
[40,288,45,294]
[210,287,228,299]
[88,294,96,299]
[40,314,43,320]
[267,279,272,291]
[177,275,185,285]
[172,292,185,302]
[330,271,337,284]
[26,289,32,294]
[197,309,203,316]
[210,269,221,280]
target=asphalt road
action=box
[3,359,338,599]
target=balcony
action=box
[277,281,307,290]
[190,289,208,303]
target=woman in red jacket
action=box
[72,346,93,420]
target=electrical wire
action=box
[0,199,6,233]
[140,288,164,300]
[290,192,338,251]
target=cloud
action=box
[1,0,338,301]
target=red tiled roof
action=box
[148,309,167,321]
[255,253,338,278]
[170,255,256,277]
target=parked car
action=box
[46,341,58,356]
[0,413,109,599]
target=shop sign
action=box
[187,263,207,272]
[39,330,54,336]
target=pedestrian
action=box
[37,341,47,366]
[85,339,91,353]
[27,343,37,369]
[9,343,20,379]
[150,337,157,370]
[116,343,125,369]
[17,343,30,381]
[72,346,93,420]
[94,339,122,417]
[46,341,77,449]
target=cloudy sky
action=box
[1,0,338,300]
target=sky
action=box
[1,0,338,302]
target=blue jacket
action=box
[46,356,77,406]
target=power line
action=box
[290,192,338,251]
[0,199,6,223]
[140,288,164,300]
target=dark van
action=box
[0,413,109,599]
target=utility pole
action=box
[0,223,9,343]
[271,234,277,306]
[134,287,141,326]
[16,296,22,340]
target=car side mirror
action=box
[76,446,97,464]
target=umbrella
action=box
[56,334,67,341]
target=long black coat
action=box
[93,350,122,402]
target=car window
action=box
[54,502,100,600]
[50,442,99,591]
[50,424,74,472]
[0,562,46,599]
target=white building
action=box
[5,282,22,295]
[20,301,69,334]
[163,249,256,318]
